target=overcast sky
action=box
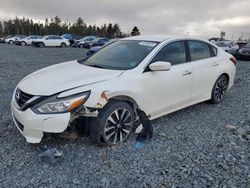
[0,0,250,39]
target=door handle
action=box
[212,62,219,66]
[182,71,192,76]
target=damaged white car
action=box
[11,35,236,145]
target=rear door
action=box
[188,40,219,101]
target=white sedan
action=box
[32,35,70,47]
[11,35,236,145]
[16,35,42,46]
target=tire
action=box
[39,42,45,48]
[211,75,229,104]
[79,44,84,48]
[61,42,66,48]
[20,41,26,46]
[9,40,14,44]
[90,101,135,146]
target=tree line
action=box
[0,16,140,38]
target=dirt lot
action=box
[0,43,249,187]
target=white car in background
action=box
[216,40,239,55]
[4,35,26,44]
[32,35,70,48]
[11,35,236,145]
[16,35,42,46]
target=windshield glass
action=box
[216,42,229,47]
[81,40,158,70]
[245,43,250,48]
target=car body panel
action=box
[18,61,124,96]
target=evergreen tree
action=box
[0,21,3,35]
[1,16,129,37]
[130,26,140,36]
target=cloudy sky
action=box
[0,0,250,39]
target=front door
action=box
[142,41,192,118]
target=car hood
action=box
[18,60,124,96]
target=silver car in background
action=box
[216,40,239,55]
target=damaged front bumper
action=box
[11,100,71,143]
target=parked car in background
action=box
[215,40,239,55]
[11,35,236,145]
[90,37,110,47]
[72,36,97,48]
[1,35,13,43]
[237,42,250,60]
[4,35,26,44]
[237,41,247,49]
[0,36,6,43]
[86,38,117,56]
[32,35,70,48]
[15,35,42,46]
[61,34,82,45]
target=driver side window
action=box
[151,41,186,65]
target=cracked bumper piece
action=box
[11,101,70,143]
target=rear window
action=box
[188,41,211,61]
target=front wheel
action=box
[9,40,14,44]
[39,42,45,48]
[211,75,229,104]
[79,44,84,48]
[90,101,135,146]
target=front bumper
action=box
[11,100,70,143]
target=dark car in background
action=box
[86,38,117,56]
[91,37,110,47]
[237,42,250,60]
[237,41,247,49]
[61,34,82,45]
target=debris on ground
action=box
[38,146,63,164]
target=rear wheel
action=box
[9,40,14,44]
[211,75,229,104]
[90,101,134,146]
[79,44,84,48]
[61,42,66,48]
[39,42,45,48]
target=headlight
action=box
[33,91,90,114]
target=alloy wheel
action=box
[103,108,133,145]
[214,76,228,102]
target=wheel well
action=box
[221,73,230,82]
[109,96,139,113]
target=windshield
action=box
[81,40,158,70]
[216,42,229,47]
[245,43,250,48]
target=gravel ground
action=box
[0,43,249,187]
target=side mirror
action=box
[149,61,171,71]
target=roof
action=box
[121,35,208,42]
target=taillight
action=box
[230,57,237,65]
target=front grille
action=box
[15,89,34,107]
[14,117,24,131]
